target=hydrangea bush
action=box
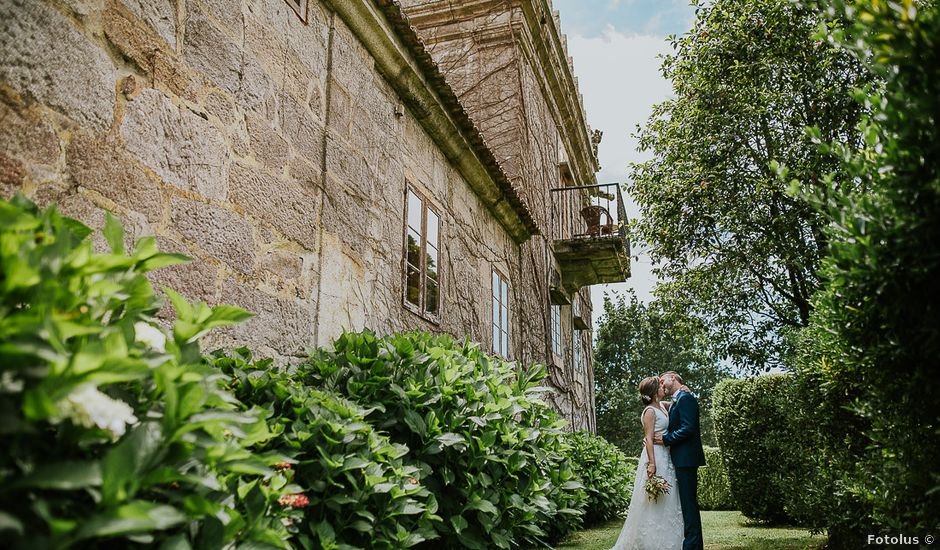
[0,195,296,548]
[301,331,587,549]
[562,431,634,526]
[209,347,441,549]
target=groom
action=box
[654,371,705,550]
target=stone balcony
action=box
[551,183,631,294]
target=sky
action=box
[551,0,697,325]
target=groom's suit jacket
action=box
[663,391,706,467]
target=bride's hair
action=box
[639,376,660,406]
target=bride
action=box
[610,376,684,550]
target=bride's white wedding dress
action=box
[610,405,684,550]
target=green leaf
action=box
[158,534,193,550]
[164,287,193,323]
[132,235,159,259]
[0,198,40,230]
[75,502,186,540]
[103,211,124,255]
[138,253,191,272]
[202,305,254,331]
[0,511,24,536]
[13,461,103,490]
[403,409,427,438]
[450,514,468,534]
[436,432,466,448]
[464,498,498,516]
[102,421,164,506]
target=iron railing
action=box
[550,183,629,246]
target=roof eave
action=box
[323,0,540,243]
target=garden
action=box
[0,194,640,548]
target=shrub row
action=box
[711,375,825,526]
[208,348,439,548]
[698,446,734,511]
[712,376,798,523]
[699,4,940,543]
[790,0,940,544]
[298,331,588,548]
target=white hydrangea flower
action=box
[59,385,139,439]
[134,321,167,353]
[0,371,24,393]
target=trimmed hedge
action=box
[711,375,803,523]
[563,432,634,526]
[301,331,588,549]
[698,446,734,511]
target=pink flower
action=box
[274,462,294,472]
[278,493,310,508]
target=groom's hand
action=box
[653,432,664,445]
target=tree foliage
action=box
[629,0,872,370]
[593,291,729,456]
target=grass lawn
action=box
[557,511,825,550]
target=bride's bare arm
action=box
[642,408,657,477]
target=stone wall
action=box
[0,0,595,431]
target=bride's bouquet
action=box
[645,474,672,502]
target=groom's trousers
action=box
[675,467,704,550]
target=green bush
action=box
[562,432,634,526]
[210,348,440,549]
[711,375,807,523]
[789,1,940,545]
[0,195,295,548]
[698,447,734,511]
[302,331,587,549]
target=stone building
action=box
[0,0,629,431]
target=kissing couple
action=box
[610,371,706,550]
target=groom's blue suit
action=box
[663,390,706,550]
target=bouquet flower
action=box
[645,474,672,502]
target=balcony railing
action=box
[549,183,631,292]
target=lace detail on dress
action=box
[610,407,684,550]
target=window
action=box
[404,187,441,318]
[573,330,582,373]
[550,305,562,357]
[492,269,510,358]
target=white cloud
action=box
[564,28,675,322]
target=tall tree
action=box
[593,291,729,456]
[629,0,872,370]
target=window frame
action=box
[283,0,309,24]
[402,185,442,323]
[492,268,510,359]
[572,328,582,373]
[550,304,562,359]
